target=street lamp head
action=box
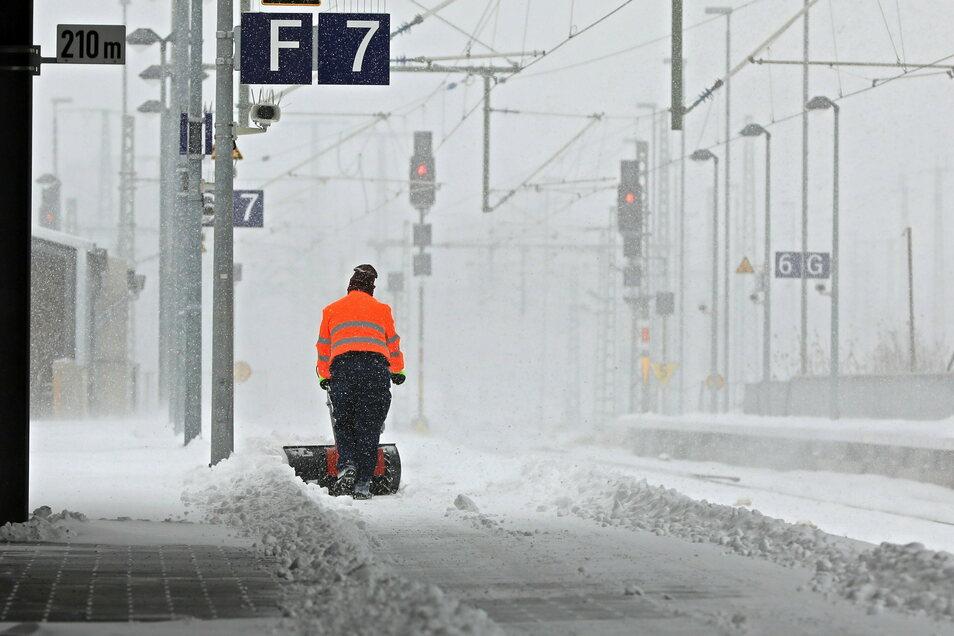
[806,95,836,111]
[51,97,73,106]
[739,122,768,137]
[690,148,716,162]
[137,100,163,114]
[704,6,732,14]
[139,64,165,81]
[127,27,162,48]
[35,173,59,185]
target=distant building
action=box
[31,227,143,418]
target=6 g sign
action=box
[775,251,830,279]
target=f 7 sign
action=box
[775,251,830,279]
[238,12,389,86]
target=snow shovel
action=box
[283,389,402,495]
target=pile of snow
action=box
[524,461,954,622]
[0,506,87,543]
[182,440,500,635]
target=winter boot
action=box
[352,480,372,500]
[329,465,356,497]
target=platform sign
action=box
[775,251,830,279]
[57,25,125,64]
[233,190,264,227]
[240,13,313,85]
[236,13,389,85]
[317,13,390,85]
[262,0,321,5]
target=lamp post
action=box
[706,6,732,412]
[51,97,72,179]
[806,95,840,419]
[739,122,772,414]
[691,148,719,414]
[128,27,175,410]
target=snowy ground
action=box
[12,416,954,633]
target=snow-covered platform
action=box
[0,541,281,624]
[611,414,954,488]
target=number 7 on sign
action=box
[239,192,260,222]
[346,20,379,72]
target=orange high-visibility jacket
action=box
[316,290,405,379]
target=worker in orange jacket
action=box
[316,264,405,499]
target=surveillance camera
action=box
[749,293,760,302]
[815,283,827,293]
[250,102,281,129]
[698,303,708,313]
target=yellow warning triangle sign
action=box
[736,256,755,274]
[652,363,678,385]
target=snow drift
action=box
[181,439,501,635]
[527,460,954,622]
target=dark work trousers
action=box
[328,351,392,483]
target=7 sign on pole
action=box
[233,190,264,228]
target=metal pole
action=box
[52,101,59,176]
[709,156,719,413]
[722,11,731,412]
[211,0,236,465]
[800,0,810,376]
[830,105,840,419]
[0,0,32,525]
[482,74,491,212]
[158,40,171,403]
[183,0,203,443]
[762,132,772,412]
[171,0,190,431]
[905,227,916,372]
[671,0,683,130]
[417,280,425,422]
[678,128,686,414]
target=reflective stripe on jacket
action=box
[316,290,405,379]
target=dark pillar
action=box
[0,1,33,524]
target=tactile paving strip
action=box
[0,543,282,623]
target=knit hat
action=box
[347,264,378,295]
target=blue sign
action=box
[317,13,390,85]
[233,190,264,228]
[240,12,313,85]
[775,251,830,279]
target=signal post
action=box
[409,131,435,431]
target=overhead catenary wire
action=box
[511,0,768,82]
[436,0,636,150]
[828,0,845,96]
[874,0,902,65]
[259,115,387,189]
[895,0,907,68]
[487,114,602,212]
[683,0,822,117]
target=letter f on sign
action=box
[270,19,301,72]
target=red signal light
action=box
[416,163,428,177]
[624,191,636,205]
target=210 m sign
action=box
[57,25,126,65]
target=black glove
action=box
[390,372,406,385]
[319,378,331,391]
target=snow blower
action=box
[283,391,402,495]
